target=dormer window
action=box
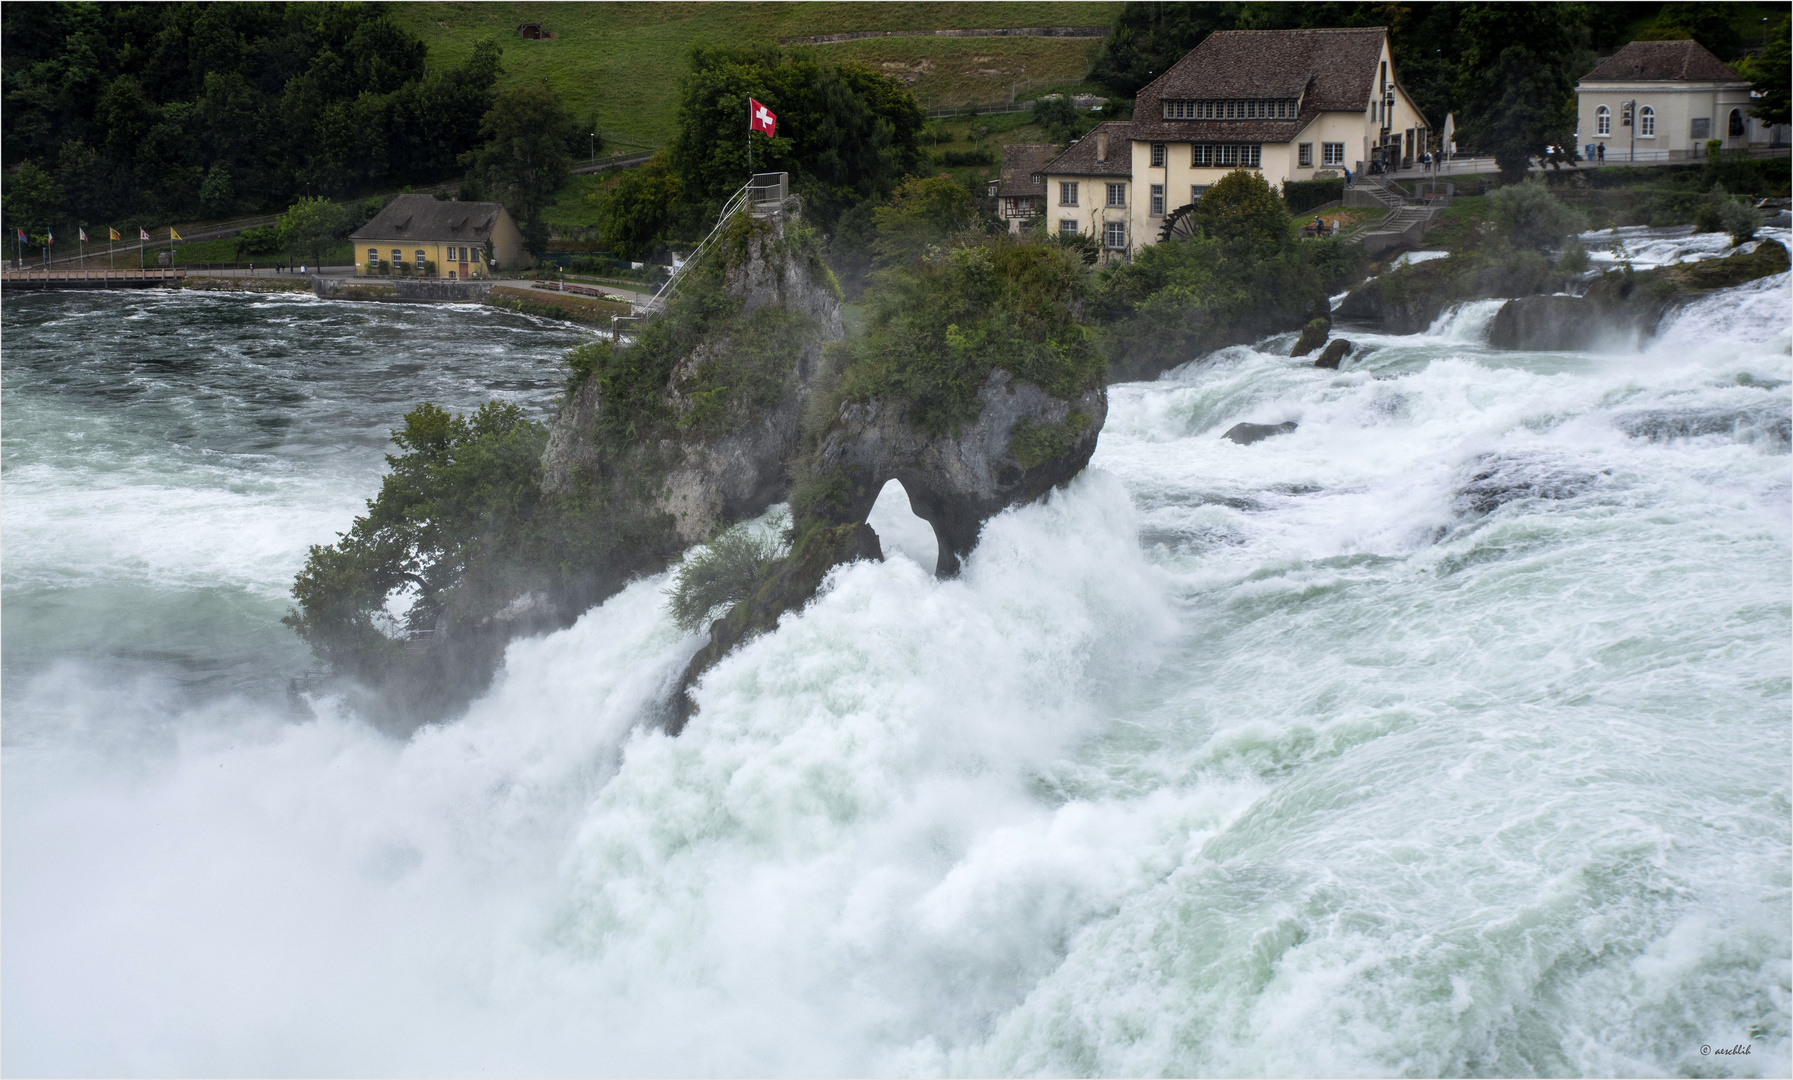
[1164,98,1298,120]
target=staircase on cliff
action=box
[638,173,799,315]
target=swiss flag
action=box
[749,98,777,139]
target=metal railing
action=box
[644,172,794,312]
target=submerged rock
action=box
[1314,338,1352,369]
[1223,421,1298,444]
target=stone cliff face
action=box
[540,221,844,545]
[811,370,1105,576]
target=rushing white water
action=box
[1578,223,1793,270]
[4,277,1790,1077]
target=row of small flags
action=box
[15,226,183,244]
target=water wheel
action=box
[1157,203,1200,243]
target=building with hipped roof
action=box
[1575,40,1772,162]
[1042,26,1428,260]
[349,194,530,278]
[994,144,1057,234]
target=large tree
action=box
[461,82,576,254]
[1739,15,1790,126]
[668,45,924,233]
[1453,3,1589,182]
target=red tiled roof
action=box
[1582,39,1744,82]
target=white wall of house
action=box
[1042,175,1135,259]
[1577,82,1755,157]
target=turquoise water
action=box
[4,277,1788,1076]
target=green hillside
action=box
[387,2,1121,152]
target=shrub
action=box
[667,518,788,632]
[941,148,995,167]
[1698,184,1761,244]
[1284,178,1345,215]
[1193,169,1293,255]
[1557,238,1590,274]
[871,175,984,267]
[835,236,1104,436]
[1489,178,1587,250]
[1032,96,1079,143]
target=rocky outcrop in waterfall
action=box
[286,213,850,729]
[540,218,843,545]
[1335,252,1568,334]
[667,237,1110,730]
[1487,239,1789,351]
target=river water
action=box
[4,273,1789,1076]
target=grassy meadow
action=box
[388,2,1120,151]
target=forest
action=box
[2,1,1786,252]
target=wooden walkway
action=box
[2,268,186,290]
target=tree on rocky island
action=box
[668,44,924,233]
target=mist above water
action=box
[4,271,1789,1076]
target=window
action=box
[1059,219,1079,236]
[1639,106,1655,137]
[1191,185,1208,203]
[1059,181,1078,206]
[1322,142,1345,166]
[1151,142,1166,167]
[1031,172,1043,184]
[391,249,401,264]
[1596,105,1611,136]
[1106,183,1126,208]
[415,250,426,266]
[1164,99,1297,120]
[1729,109,1745,137]
[1104,221,1127,249]
[1150,184,1165,216]
[1298,143,1313,167]
[367,248,379,264]
[1690,116,1710,139]
[1191,144,1262,168]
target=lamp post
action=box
[590,132,596,162]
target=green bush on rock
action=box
[1489,178,1587,251]
[832,236,1104,436]
[667,517,789,632]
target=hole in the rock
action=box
[865,478,939,570]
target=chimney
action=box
[1097,131,1108,162]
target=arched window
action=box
[1639,106,1655,136]
[1729,108,1745,137]
[1596,105,1611,136]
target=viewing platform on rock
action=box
[2,268,186,290]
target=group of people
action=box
[1304,215,1342,238]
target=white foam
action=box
[5,275,1790,1076]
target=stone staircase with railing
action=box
[1345,177,1451,257]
